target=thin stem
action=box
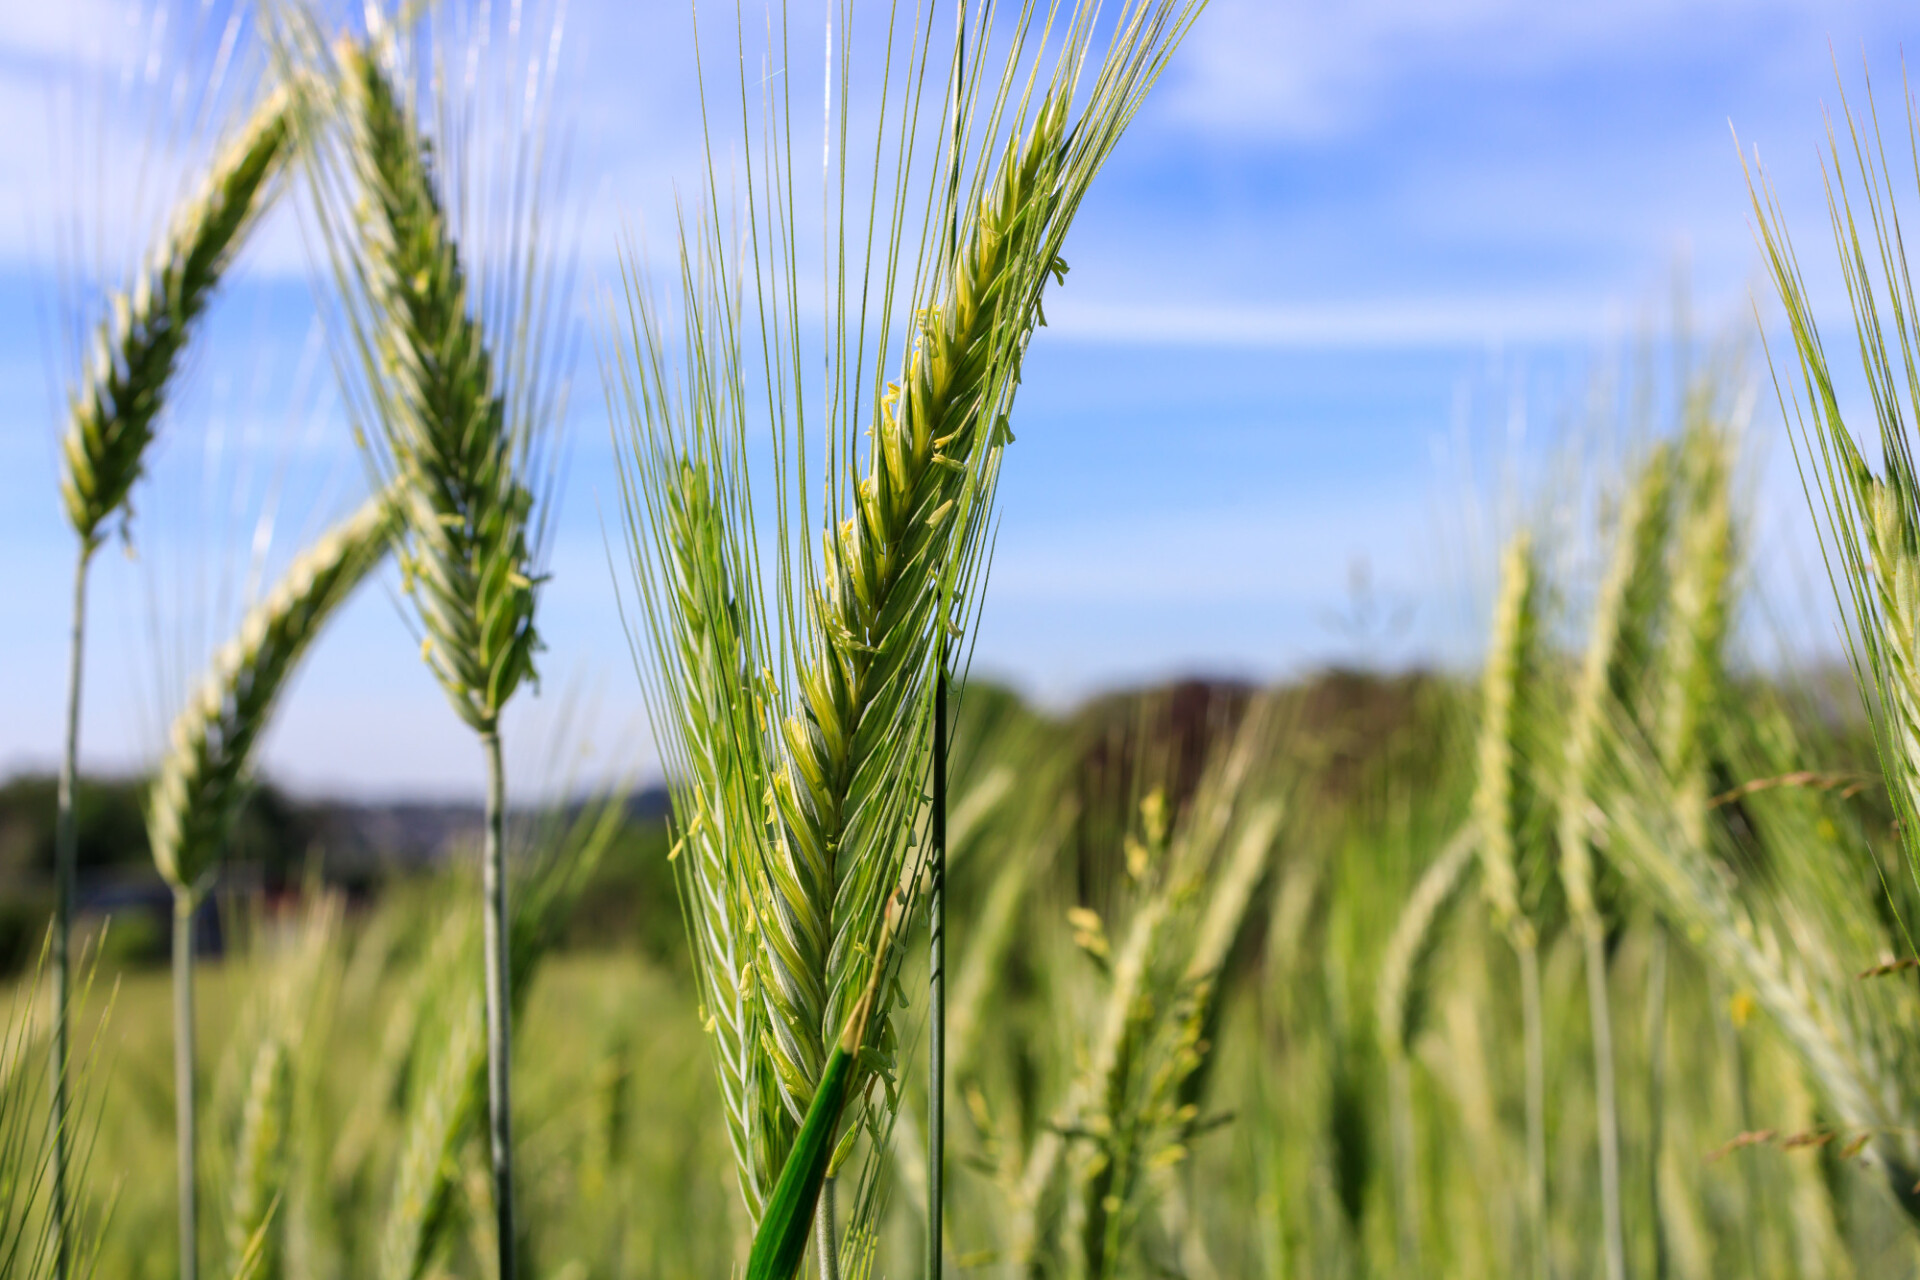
[929,0,963,1260]
[1518,938,1547,1280]
[173,890,199,1280]
[1646,923,1669,1280]
[816,1174,841,1280]
[1582,923,1624,1280]
[481,729,515,1280]
[927,659,948,1280]
[51,542,91,1280]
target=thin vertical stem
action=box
[928,658,948,1280]
[1583,924,1624,1280]
[481,729,515,1280]
[928,3,964,1272]
[1518,939,1547,1280]
[1646,924,1669,1280]
[816,1174,841,1280]
[173,890,200,1280]
[51,543,91,1280]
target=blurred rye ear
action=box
[616,1,1202,1268]
[377,795,624,1280]
[1471,531,1550,1280]
[1000,701,1283,1276]
[1648,380,1736,1272]
[1599,721,1920,1226]
[1557,444,1673,1280]
[280,9,574,1276]
[145,490,392,1280]
[222,894,344,1280]
[1375,823,1475,1273]
[49,73,294,1279]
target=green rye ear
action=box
[617,2,1205,1242]
[147,492,395,897]
[1473,531,1543,946]
[61,90,293,548]
[1376,826,1476,1060]
[336,40,544,734]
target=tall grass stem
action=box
[1520,942,1546,1280]
[173,890,200,1280]
[1582,926,1623,1280]
[481,730,515,1280]
[1647,923,1669,1280]
[928,660,948,1280]
[816,1175,840,1280]
[51,546,90,1280]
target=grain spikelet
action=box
[619,1,1205,1242]
[1558,448,1672,923]
[1473,532,1544,944]
[148,492,394,896]
[61,90,293,546]
[339,42,542,734]
[1747,82,1920,879]
[1376,826,1476,1059]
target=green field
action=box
[19,0,1920,1276]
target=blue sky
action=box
[0,0,1910,798]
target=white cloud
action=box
[1167,0,1866,140]
[1045,294,1656,348]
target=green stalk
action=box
[1518,938,1546,1280]
[173,891,200,1280]
[927,659,948,1280]
[51,545,91,1280]
[1580,924,1622,1280]
[481,730,515,1279]
[1646,924,1669,1280]
[927,14,962,1271]
[1560,449,1672,1280]
[815,1177,840,1280]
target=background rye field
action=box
[9,1,1920,1278]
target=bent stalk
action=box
[173,892,200,1280]
[481,730,514,1270]
[50,548,89,1280]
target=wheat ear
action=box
[1375,824,1476,1272]
[143,490,389,1280]
[1557,447,1673,1280]
[148,491,395,898]
[1471,532,1550,1280]
[340,43,541,737]
[50,84,292,1278]
[60,90,293,546]
[627,429,775,1212]
[332,35,563,1278]
[1377,825,1477,1061]
[621,5,1201,1261]
[1745,81,1920,886]
[1601,735,1920,1223]
[1649,400,1734,1273]
[1005,701,1278,1273]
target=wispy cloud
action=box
[1169,0,1875,140]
